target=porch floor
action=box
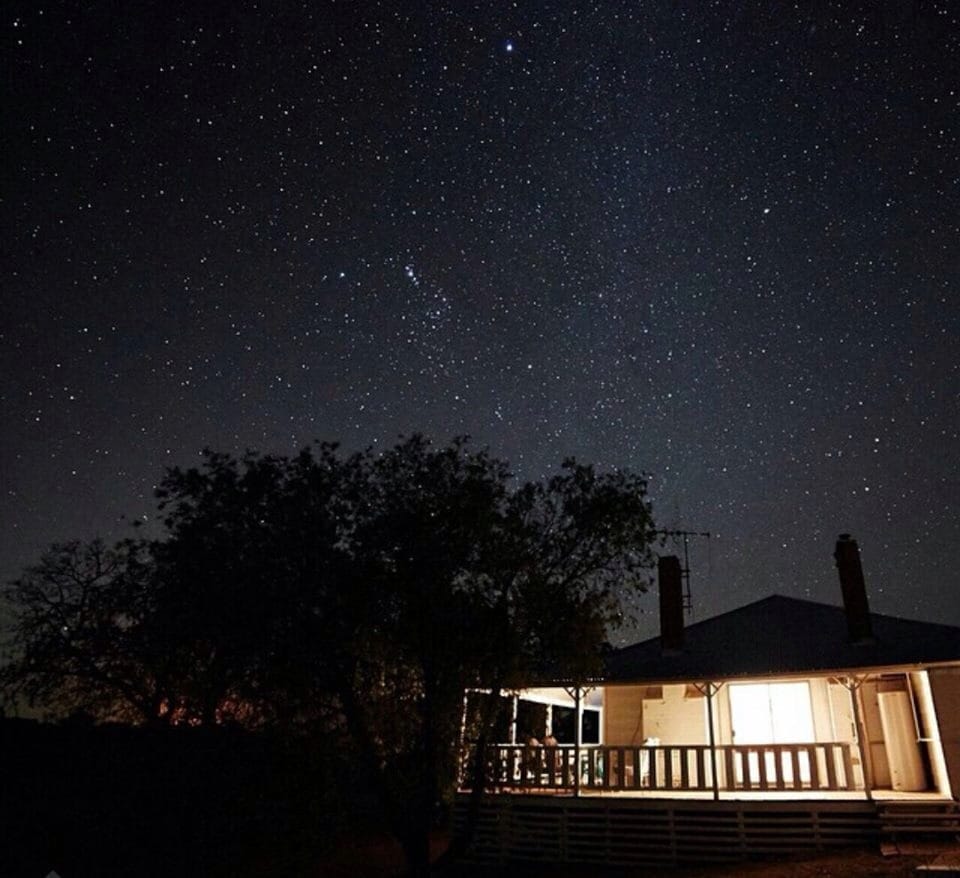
[489,787,951,802]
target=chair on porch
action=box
[521,737,542,780]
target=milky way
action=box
[3,2,959,640]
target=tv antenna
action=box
[656,529,711,615]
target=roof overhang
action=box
[580,659,960,689]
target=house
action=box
[457,535,960,866]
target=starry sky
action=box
[3,1,959,642]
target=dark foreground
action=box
[4,718,953,877]
[317,831,941,877]
[1,717,352,877]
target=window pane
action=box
[516,700,548,743]
[581,709,600,744]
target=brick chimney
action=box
[833,534,874,644]
[659,555,684,654]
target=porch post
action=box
[845,676,874,800]
[694,681,722,800]
[706,682,720,801]
[458,691,470,787]
[574,685,582,798]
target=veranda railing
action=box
[471,742,861,793]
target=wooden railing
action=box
[474,742,861,793]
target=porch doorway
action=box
[729,681,816,785]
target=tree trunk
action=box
[337,680,421,870]
[436,687,503,867]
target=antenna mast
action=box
[657,529,711,615]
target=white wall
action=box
[928,667,960,797]
[603,686,646,746]
[640,684,708,745]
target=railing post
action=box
[758,746,769,790]
[825,744,839,789]
[789,747,801,790]
[809,745,821,790]
[841,742,856,791]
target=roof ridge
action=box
[614,592,960,656]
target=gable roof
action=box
[604,595,960,683]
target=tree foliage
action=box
[1,435,656,873]
[0,538,163,723]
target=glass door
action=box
[729,681,815,784]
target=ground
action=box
[671,850,931,877]
[315,833,951,877]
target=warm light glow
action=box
[729,681,815,785]
[729,681,814,744]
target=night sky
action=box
[3,1,959,642]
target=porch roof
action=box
[604,595,960,683]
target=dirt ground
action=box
[669,849,933,877]
[316,833,957,877]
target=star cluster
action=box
[3,1,959,639]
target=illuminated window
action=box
[729,681,815,744]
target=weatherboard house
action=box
[457,535,960,867]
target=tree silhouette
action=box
[1,435,656,875]
[149,444,351,728]
[0,538,167,723]
[313,436,656,873]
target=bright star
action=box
[505,41,514,53]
